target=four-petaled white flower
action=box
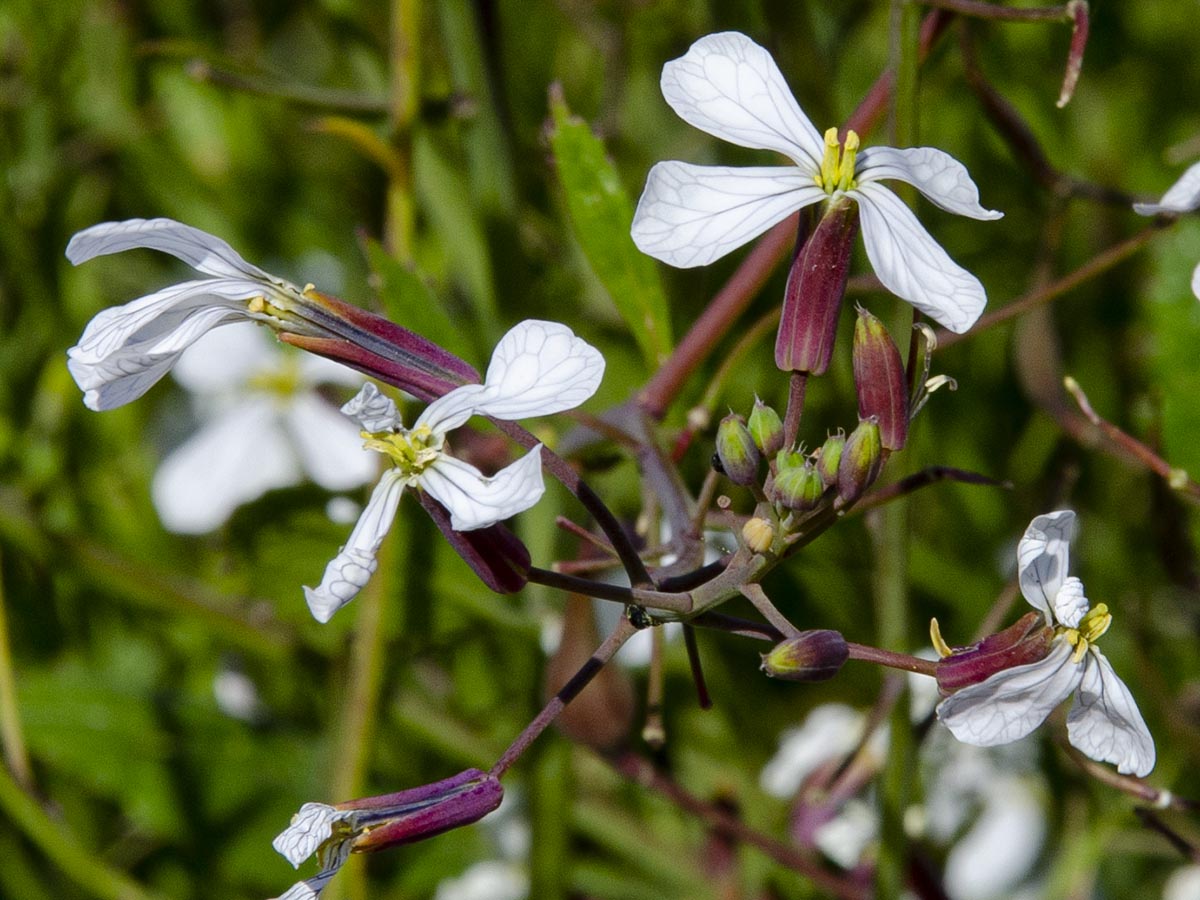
[305,319,604,623]
[630,31,1002,333]
[1133,160,1200,299]
[66,218,336,411]
[937,510,1155,777]
[152,323,376,534]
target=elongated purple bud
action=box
[419,492,531,593]
[761,630,849,681]
[775,198,860,375]
[934,612,1054,697]
[349,769,504,852]
[852,307,908,450]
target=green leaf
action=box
[548,90,673,370]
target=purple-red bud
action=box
[852,307,908,450]
[748,398,785,457]
[935,612,1054,697]
[836,417,883,505]
[761,629,849,681]
[349,768,503,853]
[775,198,860,375]
[716,413,761,486]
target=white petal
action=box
[69,278,267,365]
[152,399,301,533]
[1016,510,1075,621]
[1052,577,1089,629]
[304,471,405,622]
[1133,161,1200,215]
[855,146,1003,220]
[1191,262,1200,301]
[419,447,546,531]
[854,182,987,333]
[631,161,824,267]
[285,394,379,491]
[1067,648,1156,777]
[68,352,182,413]
[936,641,1082,746]
[273,803,341,867]
[660,32,825,169]
[473,320,605,421]
[340,383,401,433]
[273,869,338,900]
[66,218,274,282]
[171,320,277,393]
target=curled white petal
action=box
[474,320,605,420]
[152,399,301,533]
[631,161,823,268]
[1017,509,1075,620]
[936,641,1082,746]
[854,182,987,333]
[273,869,339,900]
[66,217,274,282]
[660,31,825,169]
[1133,161,1200,215]
[304,471,405,622]
[855,146,1003,221]
[1067,648,1156,777]
[286,394,380,491]
[340,383,402,433]
[272,803,342,867]
[1052,577,1089,629]
[419,447,546,531]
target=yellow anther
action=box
[836,130,860,192]
[816,127,859,193]
[1070,638,1088,664]
[362,425,440,474]
[248,296,266,314]
[1079,603,1111,643]
[930,618,953,658]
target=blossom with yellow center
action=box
[629,31,1002,333]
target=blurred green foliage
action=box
[1,1,1200,899]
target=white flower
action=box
[271,803,357,900]
[630,31,1002,333]
[305,319,604,623]
[1133,160,1200,299]
[151,323,376,533]
[937,510,1156,777]
[66,218,342,411]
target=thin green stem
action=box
[0,763,163,900]
[0,551,31,791]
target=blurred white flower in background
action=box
[152,322,377,533]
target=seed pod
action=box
[761,629,849,682]
[852,307,908,450]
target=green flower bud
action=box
[772,461,824,511]
[748,397,784,457]
[837,416,883,505]
[760,629,849,681]
[815,433,845,488]
[715,413,761,486]
[775,446,806,472]
[852,307,908,450]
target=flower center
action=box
[816,126,860,194]
[246,355,302,397]
[362,425,441,476]
[1057,602,1111,663]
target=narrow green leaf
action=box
[548,90,673,370]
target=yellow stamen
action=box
[930,618,953,658]
[818,127,841,191]
[837,130,860,192]
[815,127,860,194]
[1055,602,1113,664]
[362,424,440,474]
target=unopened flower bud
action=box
[815,433,845,488]
[934,612,1054,696]
[748,398,784,457]
[716,413,761,486]
[837,417,883,505]
[776,446,806,471]
[761,629,849,681]
[775,197,860,375]
[852,307,908,450]
[772,462,824,511]
[742,517,776,553]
